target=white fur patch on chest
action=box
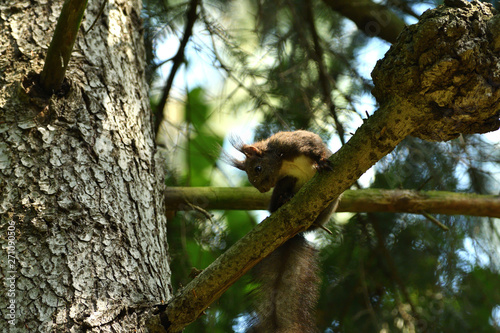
[278,155,317,190]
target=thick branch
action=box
[372,1,500,140]
[165,187,500,218]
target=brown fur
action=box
[251,235,320,333]
[232,130,338,332]
[231,130,332,193]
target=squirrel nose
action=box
[256,184,270,193]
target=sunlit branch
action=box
[165,187,500,218]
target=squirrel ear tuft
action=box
[229,135,244,150]
[232,159,246,171]
[242,145,262,157]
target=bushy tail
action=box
[250,234,320,333]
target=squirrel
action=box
[231,130,339,333]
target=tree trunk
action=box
[0,0,170,331]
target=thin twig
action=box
[421,211,449,231]
[154,0,200,136]
[186,202,214,221]
[85,0,106,34]
[312,222,334,235]
[303,0,346,144]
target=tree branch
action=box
[321,0,406,44]
[154,0,200,136]
[40,0,88,93]
[165,187,500,218]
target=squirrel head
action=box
[232,144,281,193]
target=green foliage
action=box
[148,0,500,331]
[184,88,223,186]
[314,136,499,332]
[162,87,259,332]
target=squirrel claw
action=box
[316,158,333,172]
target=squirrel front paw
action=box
[316,157,333,172]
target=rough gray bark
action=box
[0,0,170,332]
[372,0,500,141]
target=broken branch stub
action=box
[372,0,500,141]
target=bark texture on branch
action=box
[164,187,500,218]
[372,0,500,141]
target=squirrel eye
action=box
[254,165,262,173]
